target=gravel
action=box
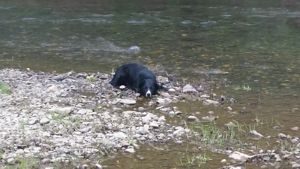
[0,69,214,168]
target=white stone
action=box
[150,121,159,128]
[203,99,219,106]
[118,98,136,105]
[249,130,264,138]
[168,88,176,92]
[113,132,127,139]
[173,127,186,137]
[229,151,251,162]
[182,84,197,93]
[187,116,198,121]
[221,159,227,163]
[291,126,299,131]
[40,117,50,125]
[6,158,15,165]
[125,147,135,153]
[77,109,93,115]
[28,118,38,125]
[49,106,73,115]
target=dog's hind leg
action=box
[110,71,125,87]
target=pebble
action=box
[187,115,198,121]
[182,84,197,93]
[119,85,126,89]
[229,151,251,162]
[203,99,219,106]
[125,146,135,153]
[173,126,186,137]
[157,76,169,84]
[168,88,176,92]
[6,158,15,165]
[202,115,218,122]
[249,130,264,139]
[28,118,39,125]
[291,126,299,131]
[118,98,136,105]
[150,121,159,128]
[278,133,288,139]
[221,159,227,163]
[40,117,50,125]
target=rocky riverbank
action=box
[0,68,214,168]
[1,69,299,169]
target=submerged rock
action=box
[229,151,251,162]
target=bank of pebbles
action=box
[0,69,215,167]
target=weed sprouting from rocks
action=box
[0,82,11,94]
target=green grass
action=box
[0,82,12,94]
[179,153,211,168]
[6,157,38,169]
[190,122,241,147]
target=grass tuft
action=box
[0,82,12,94]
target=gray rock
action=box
[291,126,299,131]
[6,157,15,165]
[157,76,169,84]
[249,130,264,139]
[202,115,218,122]
[182,84,197,93]
[150,121,159,128]
[156,98,171,105]
[77,109,93,115]
[168,88,176,92]
[118,98,136,105]
[203,99,219,106]
[278,133,288,139]
[187,116,198,121]
[28,118,39,125]
[291,162,300,168]
[125,146,135,153]
[173,126,186,137]
[40,117,50,125]
[229,151,251,162]
[113,132,127,139]
[127,46,141,54]
[49,106,73,115]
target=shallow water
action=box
[1,0,299,168]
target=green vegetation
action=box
[232,84,252,91]
[191,122,241,147]
[86,75,97,82]
[179,153,211,168]
[6,157,39,169]
[0,82,12,94]
[51,112,66,124]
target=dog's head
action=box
[139,79,159,98]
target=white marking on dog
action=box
[146,89,152,97]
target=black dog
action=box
[110,63,159,97]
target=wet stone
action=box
[187,116,198,121]
[229,151,251,162]
[118,98,136,105]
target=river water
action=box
[1,0,299,168]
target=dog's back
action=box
[110,63,159,97]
